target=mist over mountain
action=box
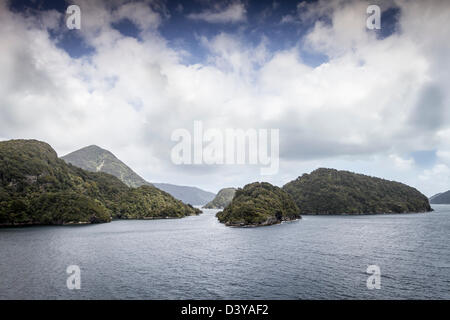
[62,146,215,205]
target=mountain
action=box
[430,193,442,201]
[0,140,200,226]
[216,182,301,227]
[61,145,149,188]
[282,168,432,215]
[203,187,236,209]
[153,183,215,206]
[430,190,450,204]
[62,146,215,205]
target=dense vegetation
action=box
[116,185,200,219]
[62,145,216,205]
[282,168,432,215]
[203,187,236,209]
[0,140,201,226]
[430,190,450,204]
[216,182,301,227]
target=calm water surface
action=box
[1,206,449,299]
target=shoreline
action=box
[223,216,302,228]
[0,213,202,228]
[0,208,437,229]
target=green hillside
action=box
[0,140,201,226]
[61,145,149,188]
[203,187,236,209]
[62,146,216,205]
[283,168,432,215]
[216,182,301,227]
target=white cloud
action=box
[113,2,162,30]
[390,154,415,170]
[187,2,246,24]
[0,0,450,195]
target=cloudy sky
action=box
[1,0,449,195]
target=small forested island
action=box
[430,190,450,204]
[0,140,201,226]
[203,187,236,209]
[282,168,432,215]
[216,182,301,227]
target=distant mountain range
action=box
[152,183,215,206]
[430,191,450,204]
[62,145,215,205]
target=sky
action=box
[0,0,449,196]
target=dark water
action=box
[1,205,449,300]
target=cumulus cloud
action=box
[390,154,415,170]
[0,0,450,195]
[113,2,162,30]
[187,2,246,24]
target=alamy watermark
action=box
[171,121,279,175]
[66,265,81,290]
[366,5,381,30]
[66,5,81,30]
[366,265,381,289]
